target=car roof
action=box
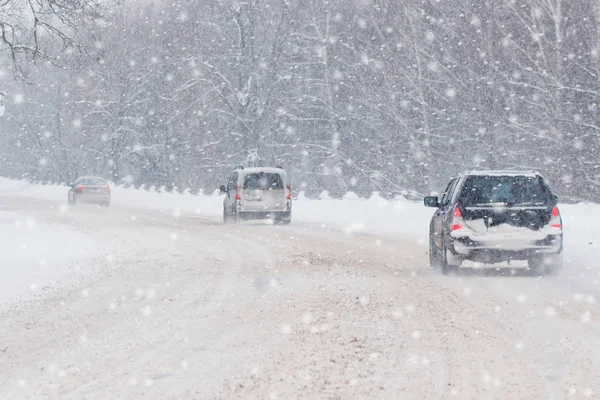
[77,176,107,180]
[238,167,287,175]
[463,170,540,177]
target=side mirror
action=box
[424,196,440,208]
[551,194,558,205]
[219,185,227,193]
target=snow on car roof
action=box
[465,170,540,177]
[239,167,287,175]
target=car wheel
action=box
[441,237,460,275]
[528,256,546,275]
[548,253,564,274]
[429,235,441,268]
[232,203,241,223]
[529,253,563,275]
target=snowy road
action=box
[0,196,599,399]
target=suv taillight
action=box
[550,206,561,229]
[451,206,463,231]
[77,185,83,193]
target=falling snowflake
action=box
[515,341,524,351]
[302,312,313,325]
[581,312,591,324]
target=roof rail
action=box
[234,165,244,170]
[465,169,539,177]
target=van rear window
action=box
[459,176,551,207]
[78,177,107,185]
[243,173,284,190]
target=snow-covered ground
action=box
[1,177,599,399]
[1,176,598,258]
[0,209,100,305]
[0,177,452,238]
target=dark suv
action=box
[424,171,563,275]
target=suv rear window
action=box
[459,176,551,207]
[243,173,284,190]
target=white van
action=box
[220,166,292,224]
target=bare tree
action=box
[0,0,107,75]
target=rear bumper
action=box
[450,235,562,262]
[237,211,291,220]
[78,193,111,203]
[237,199,291,213]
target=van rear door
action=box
[242,172,287,211]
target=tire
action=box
[528,253,563,275]
[274,213,291,225]
[548,253,564,274]
[429,235,441,268]
[223,207,231,224]
[528,256,547,275]
[441,237,460,275]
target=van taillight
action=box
[236,193,241,200]
[551,206,559,217]
[286,193,291,200]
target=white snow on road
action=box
[1,178,599,398]
[1,177,599,305]
[1,176,598,261]
[0,209,100,304]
